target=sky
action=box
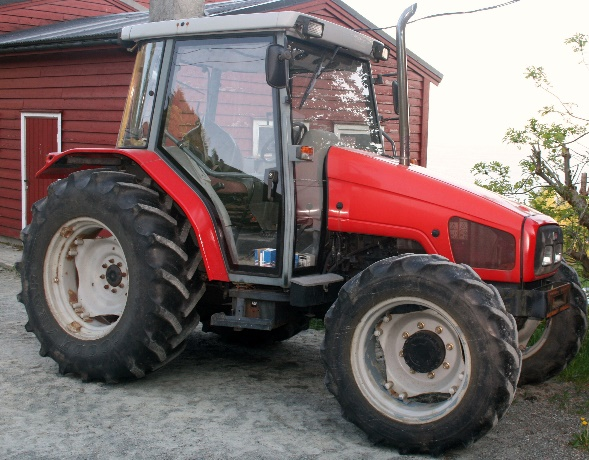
[343,0,589,184]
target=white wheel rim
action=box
[351,297,471,424]
[518,318,550,358]
[43,217,129,340]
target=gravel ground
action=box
[1,265,588,459]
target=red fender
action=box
[37,148,230,282]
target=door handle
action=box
[267,170,278,201]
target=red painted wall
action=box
[0,0,141,33]
[0,46,134,238]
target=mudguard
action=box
[37,148,230,282]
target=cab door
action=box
[159,36,285,278]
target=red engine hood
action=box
[327,147,537,219]
[326,147,555,282]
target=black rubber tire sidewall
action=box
[21,170,202,381]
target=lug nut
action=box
[409,369,416,374]
[398,392,407,401]
[382,314,391,323]
[102,264,108,269]
[399,350,404,358]
[446,343,454,351]
[417,322,425,329]
[459,372,464,381]
[427,372,435,379]
[111,288,117,293]
[104,285,109,289]
[449,386,457,395]
[109,259,115,264]
[119,283,125,288]
[75,239,84,245]
[384,381,394,390]
[100,274,106,279]
[374,329,382,337]
[402,331,409,339]
[435,326,443,334]
[443,362,450,369]
[68,249,78,257]
[117,262,122,267]
[54,278,59,283]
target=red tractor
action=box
[19,4,587,454]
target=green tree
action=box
[472,33,589,277]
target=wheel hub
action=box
[106,264,123,287]
[43,218,129,340]
[376,309,466,398]
[402,330,446,373]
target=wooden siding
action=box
[0,0,139,33]
[0,46,134,238]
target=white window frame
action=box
[20,112,62,229]
[252,118,274,158]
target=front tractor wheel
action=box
[321,255,521,455]
[517,263,588,385]
[20,170,204,382]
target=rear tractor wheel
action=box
[321,254,521,455]
[19,170,205,382]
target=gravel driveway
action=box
[1,266,588,459]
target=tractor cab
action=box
[117,12,387,286]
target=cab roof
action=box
[120,11,381,61]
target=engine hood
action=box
[326,147,537,221]
[325,147,555,283]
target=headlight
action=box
[534,225,564,275]
[542,245,553,266]
[296,16,324,38]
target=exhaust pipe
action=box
[396,4,417,166]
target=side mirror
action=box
[266,44,288,89]
[393,80,399,115]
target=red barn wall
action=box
[0,46,134,239]
[0,0,140,33]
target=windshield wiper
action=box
[298,46,341,109]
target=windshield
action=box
[288,39,382,153]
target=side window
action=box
[159,37,283,273]
[118,41,164,148]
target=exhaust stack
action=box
[396,4,417,166]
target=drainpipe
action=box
[396,4,417,166]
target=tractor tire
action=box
[518,263,587,385]
[321,254,520,455]
[19,169,205,382]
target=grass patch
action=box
[559,334,589,384]
[309,318,325,330]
